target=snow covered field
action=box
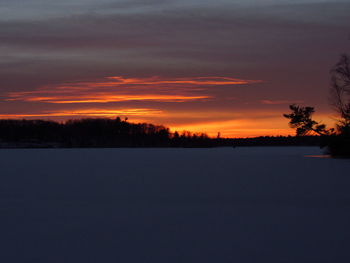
[1,147,350,263]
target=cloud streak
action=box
[4,76,258,103]
[0,108,163,118]
[260,100,304,105]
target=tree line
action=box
[0,117,221,148]
[0,116,324,148]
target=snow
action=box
[1,147,350,262]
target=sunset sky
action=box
[0,0,349,137]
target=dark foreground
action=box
[1,147,350,263]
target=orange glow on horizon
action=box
[170,120,293,138]
[0,102,336,138]
[168,112,335,138]
[0,110,335,138]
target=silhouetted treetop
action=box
[283,104,332,136]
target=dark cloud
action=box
[1,1,349,49]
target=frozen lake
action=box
[1,147,350,262]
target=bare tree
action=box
[330,54,350,131]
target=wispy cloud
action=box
[5,76,259,104]
[105,76,260,85]
[260,100,304,105]
[7,95,210,104]
[0,108,163,118]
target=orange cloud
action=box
[9,95,210,104]
[0,108,163,118]
[106,76,261,85]
[4,76,261,104]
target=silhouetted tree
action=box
[330,54,350,134]
[283,52,350,156]
[283,104,332,136]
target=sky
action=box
[0,0,349,137]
